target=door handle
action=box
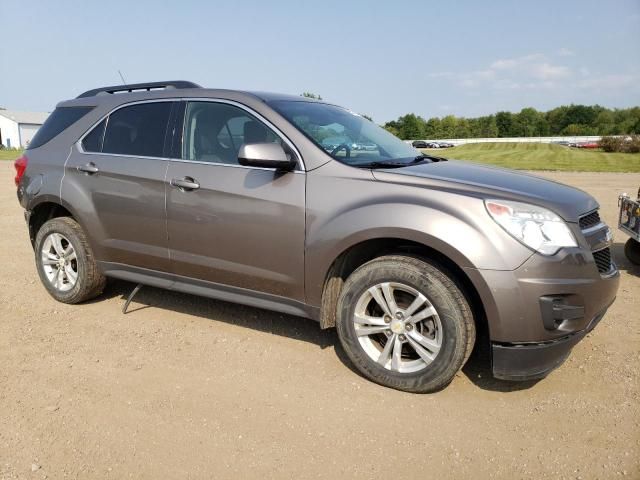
[77,162,99,174]
[170,177,200,191]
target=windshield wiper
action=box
[354,154,447,169]
[353,161,411,169]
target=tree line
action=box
[383,105,640,140]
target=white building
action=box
[0,110,50,148]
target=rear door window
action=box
[102,102,172,157]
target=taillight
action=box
[14,154,28,187]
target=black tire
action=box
[625,238,640,265]
[34,217,106,304]
[336,255,475,393]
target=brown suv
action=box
[15,81,619,392]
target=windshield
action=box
[270,100,422,167]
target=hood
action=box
[372,159,598,222]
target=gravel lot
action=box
[1,163,638,479]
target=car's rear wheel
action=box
[35,217,106,304]
[336,255,475,393]
[625,238,640,265]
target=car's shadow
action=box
[612,241,640,276]
[95,279,539,393]
[98,280,337,350]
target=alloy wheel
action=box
[40,232,78,292]
[353,282,443,373]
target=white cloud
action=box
[557,47,575,57]
[523,81,556,89]
[429,53,571,90]
[474,69,496,79]
[576,74,640,90]
[530,63,571,80]
[490,53,545,70]
[458,78,477,88]
[490,58,519,70]
[426,51,639,96]
[494,79,521,90]
[426,72,454,79]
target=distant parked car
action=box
[412,140,443,149]
[436,142,455,148]
[576,142,599,149]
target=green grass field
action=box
[0,149,23,161]
[421,142,640,172]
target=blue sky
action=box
[1,0,639,122]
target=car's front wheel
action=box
[336,255,475,393]
[35,217,106,304]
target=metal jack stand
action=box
[122,283,143,314]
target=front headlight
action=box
[485,199,577,255]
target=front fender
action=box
[304,164,533,307]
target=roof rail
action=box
[76,80,201,99]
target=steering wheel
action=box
[331,143,351,158]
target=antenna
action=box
[117,70,127,85]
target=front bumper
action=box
[463,222,620,381]
[491,299,613,381]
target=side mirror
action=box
[238,143,295,170]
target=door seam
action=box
[163,159,171,264]
[59,146,73,202]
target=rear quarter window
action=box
[27,107,93,149]
[81,119,106,152]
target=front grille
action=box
[579,210,601,230]
[593,248,612,273]
[579,209,615,276]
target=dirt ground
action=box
[1,162,638,480]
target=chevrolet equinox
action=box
[15,81,619,392]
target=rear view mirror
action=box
[238,143,295,170]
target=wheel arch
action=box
[317,236,490,346]
[27,196,81,247]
